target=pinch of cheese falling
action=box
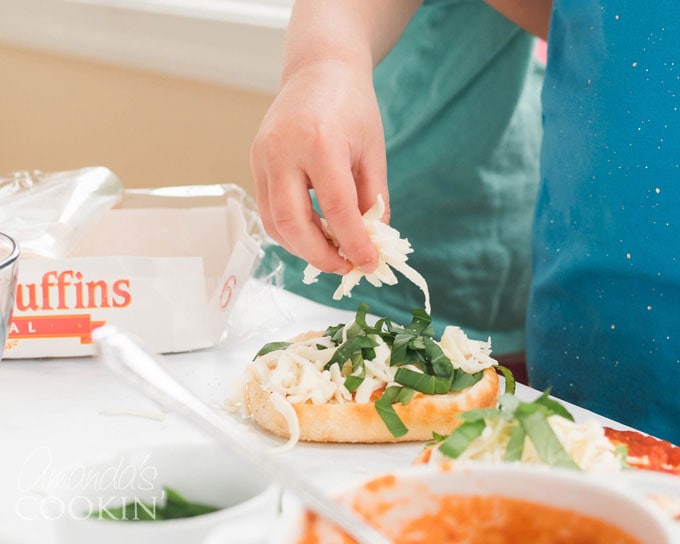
[303,195,431,314]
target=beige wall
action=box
[0,42,275,194]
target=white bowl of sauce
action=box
[271,462,680,544]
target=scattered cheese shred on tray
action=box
[303,195,431,313]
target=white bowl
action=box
[46,441,279,544]
[271,462,680,544]
[203,516,278,544]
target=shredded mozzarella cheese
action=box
[439,326,498,373]
[303,195,431,313]
[239,331,396,410]
[269,391,300,452]
[429,415,624,472]
[232,321,498,413]
[226,316,499,448]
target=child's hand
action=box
[250,59,387,275]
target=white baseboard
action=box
[0,0,291,94]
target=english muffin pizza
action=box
[229,303,512,445]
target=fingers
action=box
[252,133,353,274]
[310,140,386,273]
[355,117,390,225]
[275,176,353,274]
[311,169,377,273]
[250,63,388,274]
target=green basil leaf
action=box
[422,337,453,378]
[394,367,451,395]
[164,486,187,505]
[457,407,500,422]
[343,350,367,393]
[253,341,291,359]
[427,431,449,446]
[361,347,376,361]
[504,424,526,462]
[324,323,345,345]
[495,364,516,395]
[614,444,630,467]
[324,336,377,370]
[515,408,580,470]
[532,389,575,421]
[345,321,366,338]
[354,302,372,330]
[390,330,417,365]
[437,419,486,458]
[449,370,483,392]
[349,350,365,370]
[90,486,220,521]
[406,309,433,336]
[498,393,521,418]
[344,375,364,394]
[375,386,409,437]
[395,386,416,405]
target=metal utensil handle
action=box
[93,325,392,544]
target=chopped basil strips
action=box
[323,335,377,371]
[320,304,497,437]
[516,409,579,469]
[531,388,575,422]
[90,486,220,521]
[405,309,434,336]
[495,364,517,395]
[419,337,451,377]
[344,351,368,393]
[253,341,291,359]
[394,367,452,395]
[428,431,449,446]
[396,386,416,404]
[352,302,375,332]
[345,321,366,339]
[449,369,484,392]
[325,323,345,345]
[375,386,410,437]
[504,424,526,462]
[254,303,500,439]
[614,444,629,459]
[433,391,582,470]
[343,375,364,393]
[457,407,500,422]
[438,419,486,458]
[498,392,521,416]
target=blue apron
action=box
[528,0,680,443]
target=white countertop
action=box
[0,282,630,544]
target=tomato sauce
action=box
[296,495,641,544]
[605,428,680,475]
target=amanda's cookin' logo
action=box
[7,269,132,344]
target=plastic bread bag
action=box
[0,167,123,259]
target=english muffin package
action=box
[0,168,265,358]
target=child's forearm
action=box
[484,0,552,38]
[281,0,422,86]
